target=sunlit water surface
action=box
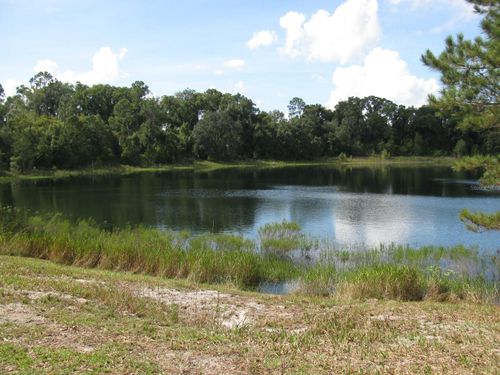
[1,165,498,252]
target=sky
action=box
[0,0,484,112]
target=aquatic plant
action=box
[0,208,497,303]
[258,221,304,258]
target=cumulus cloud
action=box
[33,47,128,85]
[326,47,439,108]
[3,79,22,97]
[279,0,381,64]
[246,30,278,49]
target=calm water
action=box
[1,165,499,251]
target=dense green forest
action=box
[0,0,497,172]
[0,76,493,172]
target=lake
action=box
[1,165,499,252]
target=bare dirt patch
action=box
[137,286,302,330]
[152,349,245,375]
[0,297,97,354]
[0,303,45,325]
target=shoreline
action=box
[0,209,496,304]
[0,156,457,183]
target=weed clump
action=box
[336,264,425,301]
[258,221,304,258]
[0,207,298,289]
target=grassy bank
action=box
[0,156,456,183]
[0,208,497,304]
[0,255,499,374]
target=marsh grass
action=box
[258,221,304,258]
[296,265,337,296]
[296,241,498,302]
[335,264,425,301]
[0,208,298,289]
[0,208,497,303]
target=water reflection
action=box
[0,165,498,251]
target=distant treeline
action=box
[0,72,495,172]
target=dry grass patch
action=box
[0,256,499,374]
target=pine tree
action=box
[421,0,499,143]
[422,1,499,231]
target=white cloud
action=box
[34,59,59,74]
[3,79,22,97]
[326,47,439,108]
[33,46,128,85]
[215,59,245,76]
[279,11,306,58]
[118,48,128,60]
[222,59,245,69]
[246,30,278,49]
[279,0,381,64]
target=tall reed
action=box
[1,208,497,303]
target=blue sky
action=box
[0,0,483,111]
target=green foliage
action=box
[258,221,304,258]
[0,209,497,303]
[192,111,243,161]
[453,155,499,185]
[453,139,468,157]
[0,70,492,171]
[460,209,500,232]
[337,152,348,162]
[421,0,499,150]
[0,208,298,288]
[287,97,306,118]
[423,3,499,233]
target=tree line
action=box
[0,72,494,172]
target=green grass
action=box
[336,264,425,301]
[460,209,500,232]
[258,221,305,258]
[0,208,497,303]
[0,208,299,289]
[303,244,498,303]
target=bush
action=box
[380,149,390,160]
[338,152,348,162]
